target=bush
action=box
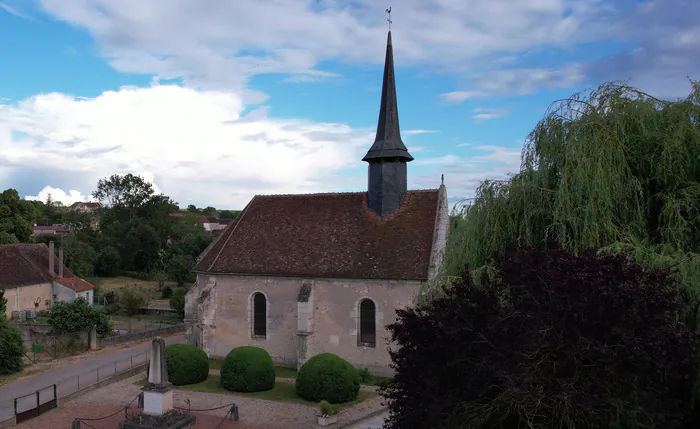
[0,319,24,375]
[296,353,360,404]
[220,346,275,392]
[169,288,187,317]
[161,285,173,299]
[48,297,113,339]
[164,344,209,386]
[379,244,700,429]
[118,285,147,316]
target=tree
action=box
[95,246,122,276]
[0,319,24,375]
[186,204,199,214]
[382,244,700,429]
[201,206,217,216]
[0,189,34,243]
[92,173,155,208]
[48,298,112,338]
[433,81,700,325]
[169,288,187,318]
[218,210,240,219]
[118,286,147,316]
[167,253,195,287]
[63,236,97,277]
[0,288,6,316]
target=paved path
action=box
[345,410,389,429]
[0,335,185,422]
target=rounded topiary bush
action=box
[163,344,209,386]
[220,346,275,392]
[295,353,360,403]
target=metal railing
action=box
[7,353,149,424]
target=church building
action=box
[184,31,449,376]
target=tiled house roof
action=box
[194,190,440,280]
[0,243,73,287]
[53,276,94,292]
[0,243,93,291]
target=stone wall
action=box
[17,323,89,352]
[98,323,186,348]
[187,274,421,376]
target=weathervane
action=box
[385,7,392,31]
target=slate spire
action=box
[362,31,414,162]
[364,31,413,217]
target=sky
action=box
[0,0,697,210]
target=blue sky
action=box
[0,0,697,209]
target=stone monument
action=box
[119,337,196,429]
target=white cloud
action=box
[35,0,609,95]
[404,129,439,135]
[442,65,585,102]
[24,186,96,206]
[0,84,372,208]
[472,108,509,122]
[407,146,427,153]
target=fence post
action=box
[131,356,134,368]
[97,367,100,382]
[53,384,57,405]
[14,398,17,417]
[35,391,40,416]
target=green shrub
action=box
[163,344,209,386]
[220,346,275,392]
[319,400,339,416]
[296,353,360,403]
[161,285,173,299]
[0,319,24,375]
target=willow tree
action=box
[429,80,700,325]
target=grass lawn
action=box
[92,276,178,300]
[208,358,391,386]
[135,376,376,407]
[208,358,297,378]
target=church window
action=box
[252,292,267,338]
[359,299,376,347]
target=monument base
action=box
[143,388,174,416]
[118,410,196,429]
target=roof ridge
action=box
[254,189,439,198]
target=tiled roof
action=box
[53,276,94,292]
[194,190,440,280]
[171,213,209,223]
[0,243,73,287]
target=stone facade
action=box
[186,274,422,376]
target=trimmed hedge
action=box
[163,344,209,386]
[296,353,360,403]
[220,346,275,392]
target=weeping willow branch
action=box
[422,80,700,326]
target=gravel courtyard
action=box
[14,373,385,428]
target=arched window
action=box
[252,292,267,338]
[359,299,376,347]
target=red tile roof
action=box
[194,190,440,280]
[0,243,74,287]
[171,213,209,223]
[53,276,94,292]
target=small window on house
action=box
[252,292,267,338]
[359,299,376,347]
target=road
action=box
[0,335,185,422]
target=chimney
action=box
[49,241,55,276]
[58,246,64,278]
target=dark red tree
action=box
[380,245,700,428]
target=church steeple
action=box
[363,31,414,217]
